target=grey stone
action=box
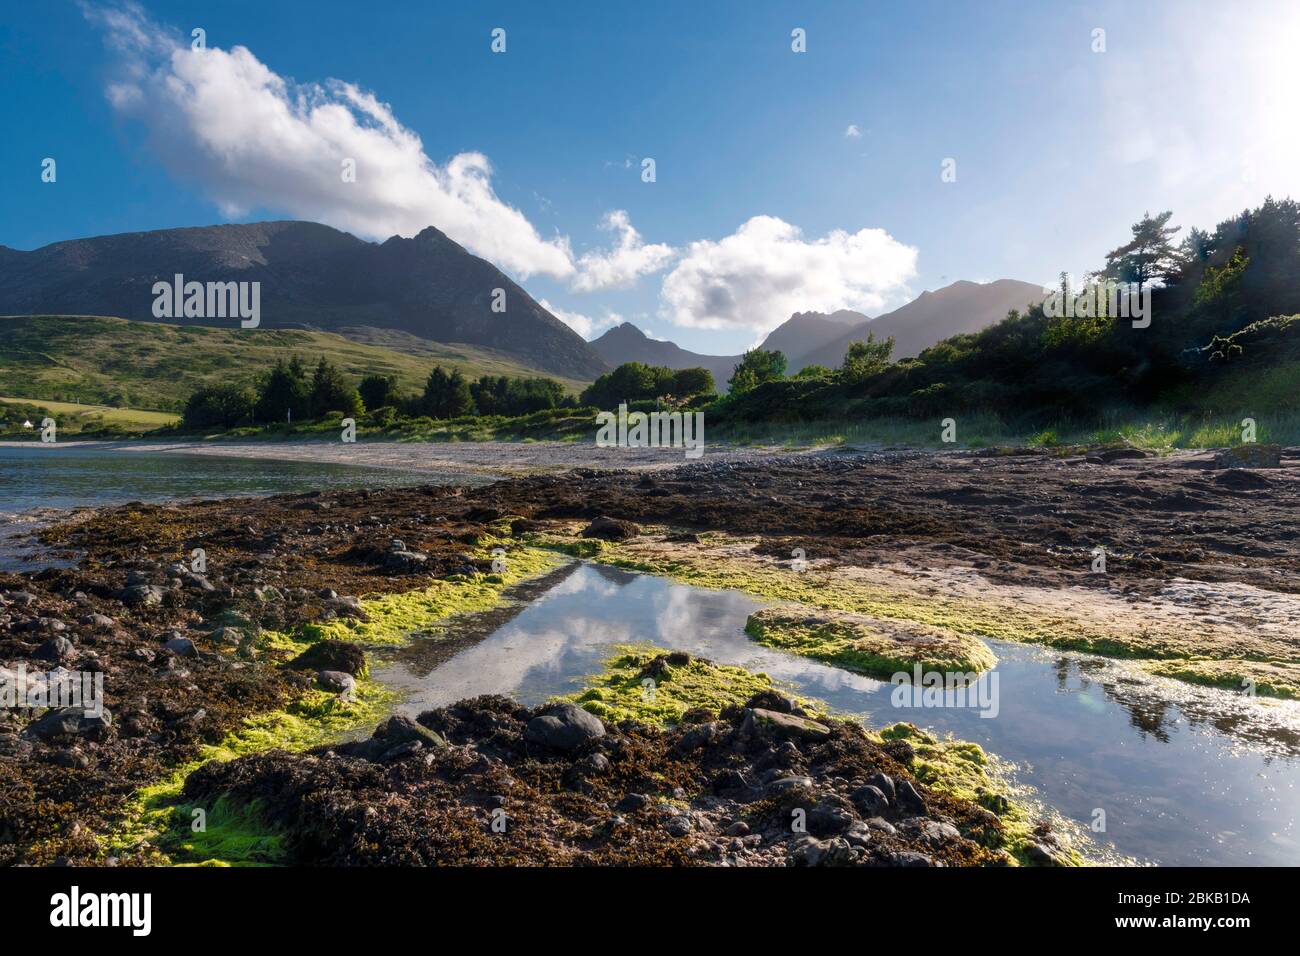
[373,714,446,749]
[120,584,165,607]
[383,550,429,572]
[740,708,831,743]
[579,516,641,542]
[851,784,890,817]
[316,670,356,694]
[35,636,75,662]
[808,802,856,835]
[210,626,245,646]
[766,775,815,796]
[895,779,927,816]
[163,637,197,657]
[1214,443,1281,469]
[24,707,112,741]
[916,819,962,847]
[523,703,605,751]
[664,815,693,837]
[892,850,936,867]
[865,771,896,804]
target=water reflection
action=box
[373,561,1300,866]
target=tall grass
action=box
[711,408,1300,451]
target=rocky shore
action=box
[2,445,1296,866]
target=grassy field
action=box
[0,315,588,412]
[0,395,178,425]
[0,395,180,436]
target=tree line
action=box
[181,357,576,429]
[712,196,1300,426]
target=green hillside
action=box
[0,315,588,412]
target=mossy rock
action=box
[286,639,367,677]
[1213,443,1281,468]
[745,605,996,678]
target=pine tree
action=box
[1103,210,1182,290]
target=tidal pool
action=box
[373,560,1300,867]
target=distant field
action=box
[0,395,180,435]
[0,315,589,412]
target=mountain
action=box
[589,280,1047,383]
[589,323,741,388]
[790,279,1047,371]
[758,312,860,359]
[0,221,609,380]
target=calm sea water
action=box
[0,444,468,569]
[374,561,1300,867]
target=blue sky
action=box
[3,0,1298,355]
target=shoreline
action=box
[2,446,1297,866]
[0,438,816,477]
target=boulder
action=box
[895,779,928,816]
[210,626,245,646]
[119,584,165,607]
[523,703,606,750]
[865,771,896,805]
[343,714,448,762]
[1214,443,1281,469]
[383,549,429,573]
[739,708,831,743]
[374,714,446,747]
[850,784,890,817]
[915,819,963,848]
[34,636,75,662]
[743,690,803,715]
[24,707,112,741]
[163,636,197,657]
[287,640,367,677]
[1214,468,1272,490]
[579,516,641,542]
[316,670,356,695]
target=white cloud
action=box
[87,3,574,279]
[571,210,676,292]
[659,216,917,334]
[844,124,862,139]
[539,299,622,340]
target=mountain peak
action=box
[0,219,609,379]
[597,322,650,342]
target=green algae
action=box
[562,645,1066,866]
[298,545,562,645]
[744,605,997,678]
[106,545,562,866]
[534,534,1297,700]
[565,644,785,725]
[1138,658,1300,701]
[106,678,396,866]
[876,722,1087,867]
